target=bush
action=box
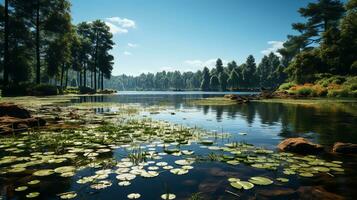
[1,82,33,96]
[296,87,313,96]
[32,84,58,96]
[64,87,80,94]
[327,89,349,98]
[278,82,295,91]
[79,86,96,94]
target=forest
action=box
[0,0,114,96]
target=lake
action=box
[1,91,357,200]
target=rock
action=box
[332,142,357,154]
[297,186,344,200]
[278,137,324,154]
[0,103,31,118]
[0,103,46,134]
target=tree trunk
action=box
[60,63,65,88]
[3,0,9,85]
[84,65,87,87]
[94,31,99,92]
[65,67,69,88]
[101,72,104,90]
[35,0,41,84]
[79,71,82,87]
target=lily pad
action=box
[59,192,77,199]
[33,169,54,176]
[127,193,141,199]
[230,181,254,190]
[26,192,40,198]
[15,186,28,192]
[248,177,273,185]
[160,193,176,200]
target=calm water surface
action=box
[1,91,357,200]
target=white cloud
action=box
[261,41,284,57]
[183,59,227,69]
[123,51,132,56]
[128,43,139,48]
[105,22,128,34]
[105,17,136,35]
[107,17,136,28]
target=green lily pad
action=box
[276,178,289,183]
[33,169,54,176]
[28,180,40,185]
[160,193,176,200]
[26,192,40,198]
[230,181,254,190]
[15,186,28,192]
[248,177,273,185]
[127,193,141,199]
[59,192,77,199]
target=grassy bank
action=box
[278,76,357,98]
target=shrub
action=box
[79,86,96,94]
[296,87,313,96]
[278,82,295,91]
[327,89,349,98]
[32,84,58,96]
[64,87,80,94]
[1,82,33,96]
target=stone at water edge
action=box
[277,137,324,154]
[0,103,31,118]
[332,142,357,154]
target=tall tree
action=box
[200,67,210,91]
[215,58,224,74]
[3,0,9,85]
[218,72,229,91]
[210,75,219,91]
[227,69,240,90]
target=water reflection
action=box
[76,93,357,146]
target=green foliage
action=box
[1,83,58,96]
[79,86,96,94]
[32,84,58,96]
[278,82,295,91]
[210,75,219,91]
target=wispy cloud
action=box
[123,51,132,56]
[184,59,227,69]
[105,17,136,35]
[261,41,284,57]
[128,43,139,48]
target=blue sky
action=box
[71,0,315,76]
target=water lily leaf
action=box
[116,173,136,181]
[15,186,28,192]
[170,168,188,175]
[231,181,254,190]
[249,177,273,185]
[118,181,131,186]
[26,192,40,198]
[127,193,141,199]
[55,166,76,174]
[59,192,77,199]
[33,169,54,176]
[28,180,40,185]
[299,172,314,177]
[160,193,176,200]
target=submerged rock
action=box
[297,186,344,200]
[332,142,357,154]
[278,137,324,154]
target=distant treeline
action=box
[106,54,285,91]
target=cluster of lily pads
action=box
[0,105,346,199]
